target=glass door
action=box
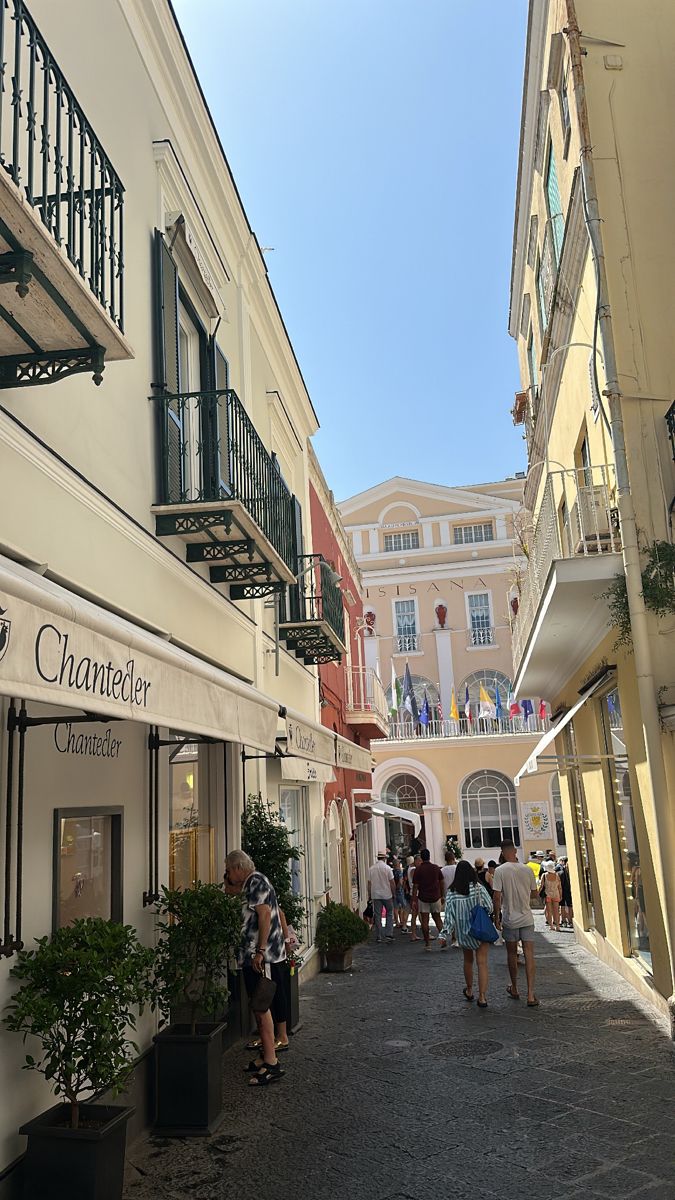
[169,739,215,889]
[178,306,203,500]
[562,723,597,929]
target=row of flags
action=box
[390,662,547,725]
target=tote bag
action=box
[469,888,499,943]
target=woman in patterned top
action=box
[442,859,494,1008]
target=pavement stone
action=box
[123,915,673,1199]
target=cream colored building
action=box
[340,476,562,881]
[0,0,362,1176]
[509,1,675,1027]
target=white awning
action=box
[280,708,337,766]
[335,734,372,774]
[0,555,279,751]
[355,799,422,837]
[279,757,336,784]
[514,676,607,786]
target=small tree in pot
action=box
[4,917,153,1200]
[153,882,241,1135]
[315,901,369,972]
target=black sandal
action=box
[244,1058,264,1073]
[248,1061,285,1087]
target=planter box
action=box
[154,1022,225,1136]
[324,949,352,972]
[19,1103,133,1200]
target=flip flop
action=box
[527,997,540,1008]
[245,1038,262,1050]
[506,986,520,1000]
[462,987,474,1003]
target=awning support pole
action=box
[15,706,26,951]
[1,699,16,956]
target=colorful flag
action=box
[450,688,459,722]
[402,662,419,724]
[479,684,496,719]
[538,698,547,721]
[437,697,444,722]
[522,699,534,722]
[464,684,472,722]
[420,692,430,727]
[495,682,503,720]
[390,661,401,718]
[508,689,521,717]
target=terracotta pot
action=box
[435,603,447,628]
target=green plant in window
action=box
[604,540,675,650]
[241,795,306,931]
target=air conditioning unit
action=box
[571,485,612,553]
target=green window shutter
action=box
[546,143,564,264]
[290,497,304,620]
[153,231,183,501]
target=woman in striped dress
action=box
[442,860,494,1008]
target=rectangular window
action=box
[453,523,494,545]
[561,67,571,150]
[527,328,538,390]
[394,599,418,651]
[169,741,214,891]
[467,592,493,646]
[54,808,123,930]
[383,531,419,552]
[546,140,564,264]
[536,251,547,335]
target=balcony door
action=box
[178,304,203,501]
[394,599,417,653]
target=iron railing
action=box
[282,554,345,645]
[157,388,296,573]
[468,626,495,648]
[382,716,550,742]
[666,401,675,463]
[396,632,420,653]
[511,464,621,669]
[0,0,124,328]
[347,666,388,725]
[538,222,557,332]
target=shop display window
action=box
[54,808,123,929]
[169,741,214,889]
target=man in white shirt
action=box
[492,841,539,1006]
[438,849,457,950]
[368,852,396,943]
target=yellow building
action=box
[340,476,561,890]
[509,1,675,1027]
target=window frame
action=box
[453,522,494,545]
[460,771,520,850]
[383,530,420,553]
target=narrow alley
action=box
[124,922,674,1200]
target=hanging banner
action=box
[279,758,336,784]
[282,711,336,766]
[335,735,372,774]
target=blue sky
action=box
[172,0,528,499]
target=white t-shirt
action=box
[441,864,457,890]
[492,862,536,928]
[369,861,394,900]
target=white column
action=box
[424,804,445,863]
[364,634,379,673]
[368,528,379,554]
[433,628,454,716]
[439,521,451,546]
[496,515,507,540]
[422,522,433,548]
[352,530,363,556]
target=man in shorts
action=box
[411,848,445,951]
[492,840,539,1006]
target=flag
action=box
[420,691,430,727]
[607,692,616,715]
[495,682,503,720]
[538,698,547,721]
[522,699,534,722]
[450,688,459,722]
[508,689,521,718]
[390,662,401,718]
[464,684,472,722]
[478,684,496,719]
[402,662,419,723]
[437,697,444,722]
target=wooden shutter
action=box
[153,230,182,501]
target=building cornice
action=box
[360,558,526,587]
[339,476,523,516]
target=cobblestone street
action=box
[124,918,674,1200]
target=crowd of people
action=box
[366,840,572,1008]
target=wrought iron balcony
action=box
[152,388,297,598]
[511,464,623,696]
[381,716,550,742]
[346,666,389,737]
[395,632,420,654]
[468,626,495,648]
[0,0,131,386]
[279,555,346,664]
[666,400,675,462]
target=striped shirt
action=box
[442,882,494,950]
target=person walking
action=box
[492,840,540,1007]
[225,849,287,1086]
[412,848,445,951]
[391,856,408,931]
[368,852,395,943]
[542,859,562,931]
[559,857,574,928]
[438,849,458,949]
[443,860,495,1007]
[407,853,422,940]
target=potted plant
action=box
[153,882,241,1135]
[4,917,153,1200]
[314,901,369,972]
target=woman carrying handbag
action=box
[442,860,497,1008]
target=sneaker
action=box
[385,935,394,942]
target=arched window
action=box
[458,669,511,708]
[461,770,519,848]
[387,675,440,718]
[382,773,426,811]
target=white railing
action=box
[381,716,550,742]
[396,632,420,653]
[468,626,495,648]
[511,464,621,669]
[347,666,388,725]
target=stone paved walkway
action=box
[124,916,675,1200]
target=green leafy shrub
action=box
[604,540,675,650]
[154,883,241,1036]
[314,901,369,953]
[242,795,305,930]
[4,918,154,1130]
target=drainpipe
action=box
[565,0,675,1023]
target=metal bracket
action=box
[230,581,286,601]
[186,538,256,563]
[0,345,105,387]
[0,250,33,297]
[210,561,273,585]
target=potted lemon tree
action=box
[315,901,369,972]
[4,917,153,1200]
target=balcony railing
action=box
[381,716,550,742]
[396,632,420,653]
[666,401,675,462]
[156,388,296,574]
[347,666,388,726]
[468,626,495,648]
[0,0,124,329]
[511,464,621,668]
[281,554,346,653]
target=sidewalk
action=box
[124,916,675,1200]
